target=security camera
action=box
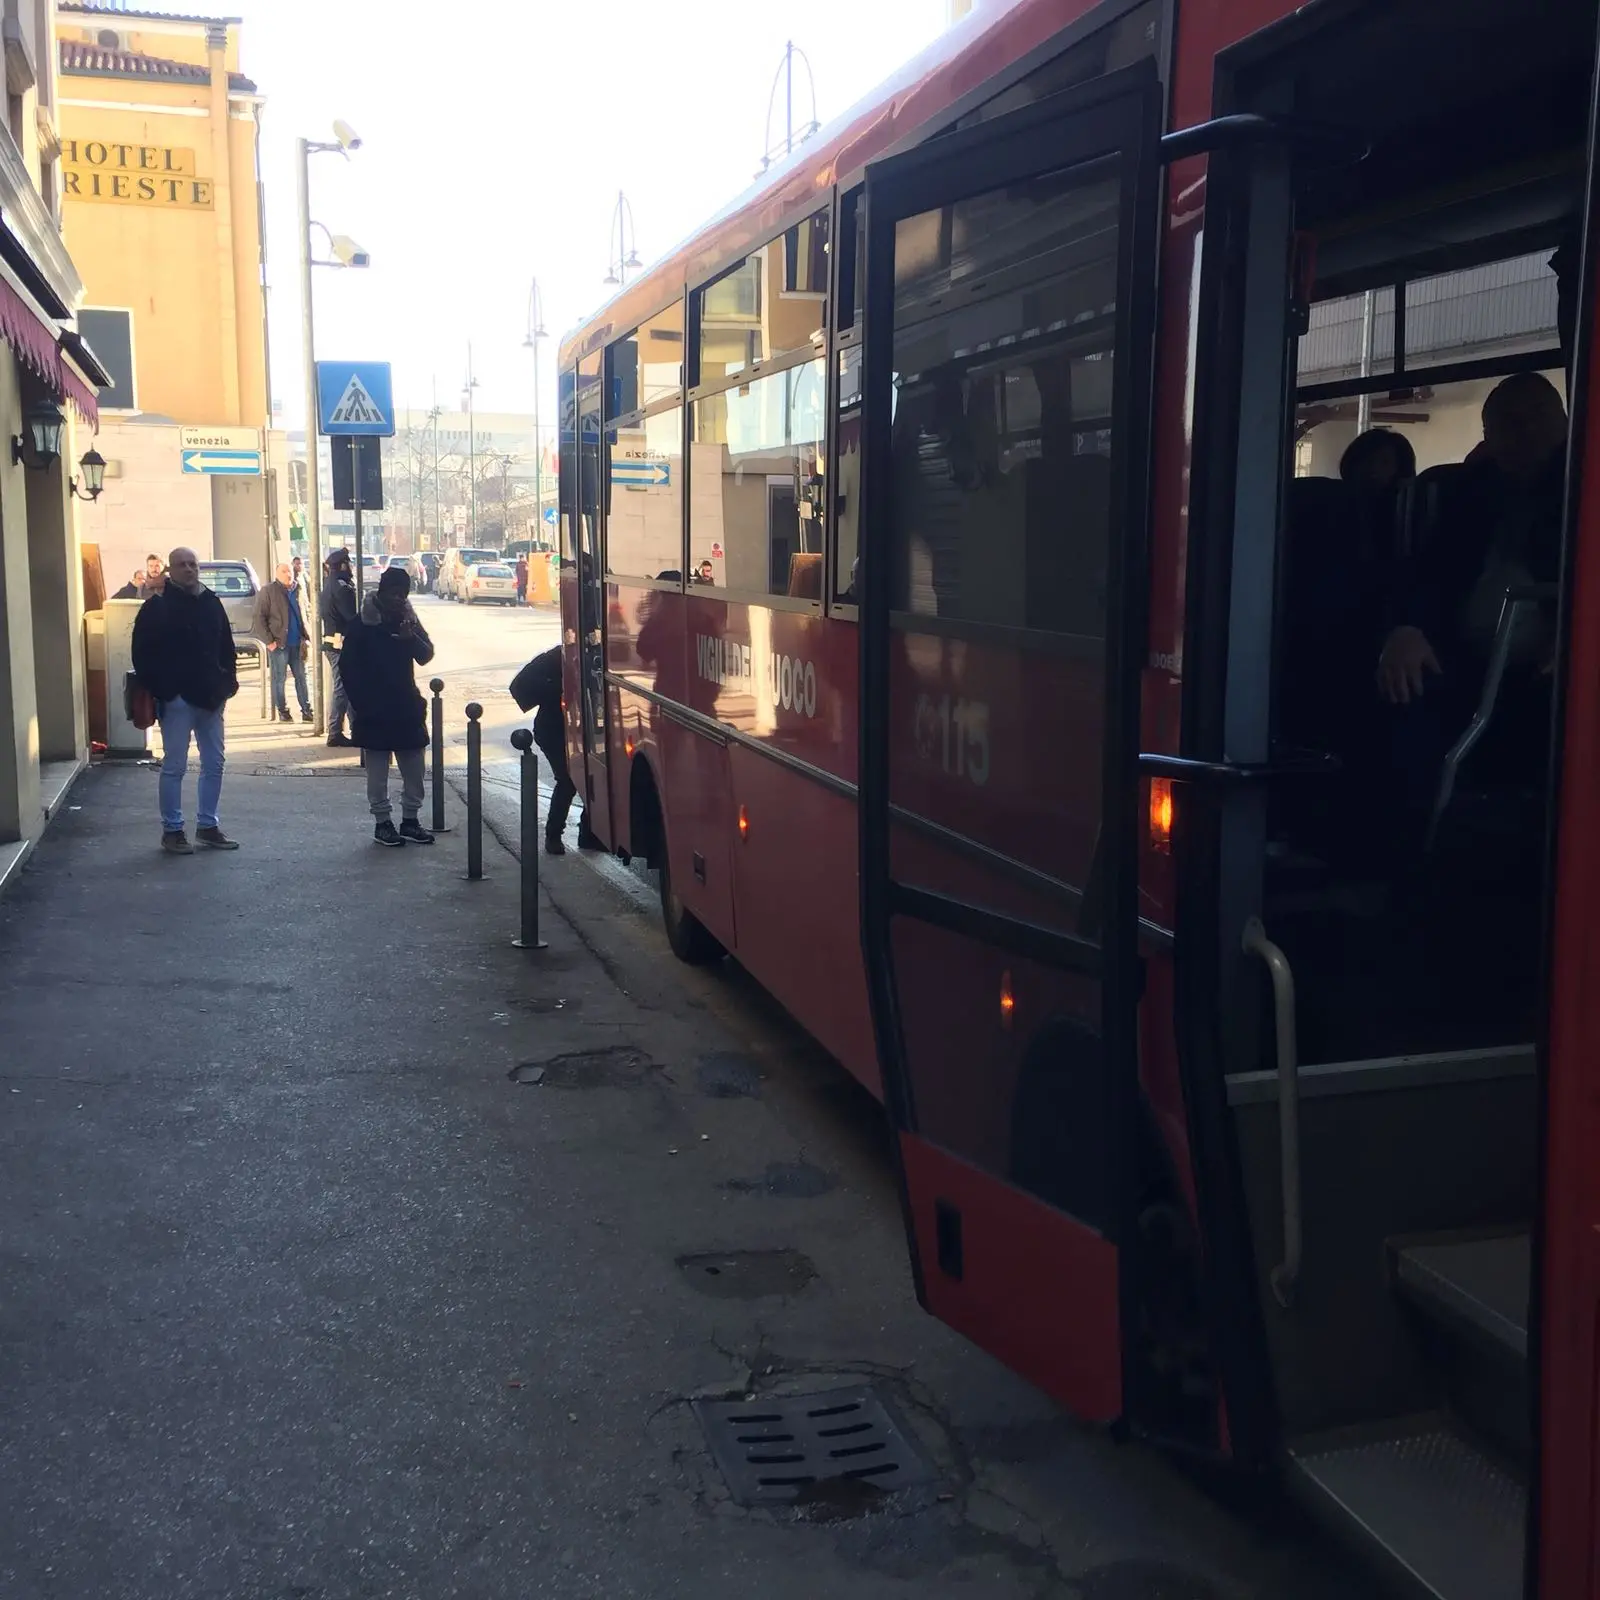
[331,234,371,269]
[332,120,362,152]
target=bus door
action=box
[576,349,612,842]
[858,66,1160,1424]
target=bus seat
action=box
[787,550,823,599]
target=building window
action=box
[78,307,135,411]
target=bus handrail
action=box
[1426,581,1558,850]
[1242,916,1300,1309]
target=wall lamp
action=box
[70,448,106,501]
[13,397,64,470]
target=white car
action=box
[461,562,518,605]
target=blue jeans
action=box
[269,646,310,715]
[158,697,225,832]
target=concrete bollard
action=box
[429,678,452,833]
[464,701,485,881]
[510,729,548,951]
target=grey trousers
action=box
[365,748,426,821]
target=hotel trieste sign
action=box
[62,139,214,209]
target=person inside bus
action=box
[1340,425,1416,498]
[1375,371,1567,823]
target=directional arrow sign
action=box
[182,447,262,476]
[611,458,671,488]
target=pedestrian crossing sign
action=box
[315,360,395,437]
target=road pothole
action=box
[676,1248,816,1299]
[724,1161,837,1199]
[696,1052,762,1099]
[508,1046,657,1088]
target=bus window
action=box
[697,209,829,386]
[888,171,1120,641]
[833,344,862,606]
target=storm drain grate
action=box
[693,1385,935,1506]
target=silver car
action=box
[198,559,261,653]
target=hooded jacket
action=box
[339,593,435,751]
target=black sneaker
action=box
[399,819,435,845]
[576,826,602,851]
[328,732,354,748]
[277,709,293,723]
[300,710,314,723]
[373,821,404,847]
[545,833,566,856]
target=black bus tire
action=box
[659,844,724,965]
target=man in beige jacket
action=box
[252,562,312,724]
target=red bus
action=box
[559,1,1600,1592]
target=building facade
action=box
[0,0,109,885]
[54,1,275,585]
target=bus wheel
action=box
[658,844,724,965]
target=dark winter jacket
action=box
[320,571,358,638]
[509,645,565,753]
[131,583,239,712]
[340,594,435,751]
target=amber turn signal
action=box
[1149,778,1174,855]
[737,804,749,840]
[999,969,1015,1029]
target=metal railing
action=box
[1242,916,1301,1309]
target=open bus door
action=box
[858,65,1161,1425]
[574,349,612,843]
[1539,23,1600,1590]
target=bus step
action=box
[1389,1229,1530,1463]
[1289,1417,1523,1600]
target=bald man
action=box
[131,546,241,853]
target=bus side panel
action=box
[726,742,880,1095]
[608,580,688,852]
[901,1132,1122,1422]
[659,715,738,950]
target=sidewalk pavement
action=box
[0,726,1362,1600]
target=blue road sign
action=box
[612,458,670,489]
[316,360,395,436]
[542,506,557,527]
[182,447,262,476]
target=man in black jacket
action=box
[509,644,597,855]
[340,566,436,847]
[130,546,240,854]
[319,548,358,747]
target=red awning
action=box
[0,274,101,431]
[57,355,99,430]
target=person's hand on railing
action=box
[1377,625,1441,704]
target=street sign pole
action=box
[298,138,327,736]
[353,453,364,607]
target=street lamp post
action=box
[523,277,547,542]
[463,343,479,540]
[604,191,642,289]
[297,121,366,736]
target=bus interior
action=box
[1211,1,1594,1592]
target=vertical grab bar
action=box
[1242,917,1300,1308]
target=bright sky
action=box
[236,0,949,431]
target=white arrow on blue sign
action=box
[182,447,262,476]
[612,458,670,488]
[542,506,557,526]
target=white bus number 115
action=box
[914,693,991,787]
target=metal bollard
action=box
[464,701,485,881]
[510,729,548,950]
[428,678,452,833]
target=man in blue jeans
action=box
[131,546,241,854]
[253,562,313,722]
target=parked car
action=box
[440,546,498,601]
[461,562,518,605]
[198,559,261,654]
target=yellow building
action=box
[55,2,274,579]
